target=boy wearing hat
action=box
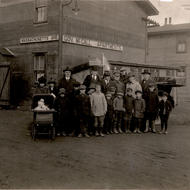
[158,92,173,134]
[113,91,125,134]
[48,78,57,98]
[104,92,114,134]
[133,90,146,134]
[54,88,70,136]
[75,85,91,138]
[123,88,134,133]
[90,83,107,137]
[144,83,159,133]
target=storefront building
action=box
[147,23,189,103]
[0,0,160,104]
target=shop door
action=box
[0,64,11,106]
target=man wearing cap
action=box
[110,70,125,94]
[83,66,101,91]
[126,72,142,98]
[101,71,111,94]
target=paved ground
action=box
[0,103,190,189]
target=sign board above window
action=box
[20,34,123,51]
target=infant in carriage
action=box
[34,98,50,111]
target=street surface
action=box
[0,103,190,189]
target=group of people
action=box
[34,66,173,137]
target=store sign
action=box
[20,35,58,44]
[62,34,123,51]
[20,34,123,51]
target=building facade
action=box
[0,0,158,102]
[147,23,189,103]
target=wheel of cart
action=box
[31,94,56,141]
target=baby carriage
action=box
[31,94,56,140]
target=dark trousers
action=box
[104,112,113,133]
[94,116,105,133]
[124,113,132,132]
[134,118,142,131]
[78,115,89,135]
[145,112,157,131]
[114,111,123,131]
[160,114,169,131]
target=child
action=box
[104,92,114,134]
[133,90,146,134]
[123,88,134,133]
[75,85,91,138]
[113,92,125,134]
[158,92,173,134]
[90,84,107,137]
[54,88,70,136]
[144,83,159,133]
[34,99,49,111]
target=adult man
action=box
[141,69,157,98]
[126,72,142,98]
[110,70,125,94]
[58,67,80,135]
[83,66,101,91]
[101,71,111,94]
[120,67,128,84]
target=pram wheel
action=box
[31,124,36,140]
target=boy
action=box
[54,88,70,136]
[104,92,114,134]
[158,92,173,134]
[144,83,159,133]
[123,88,134,133]
[75,85,91,138]
[113,92,125,134]
[133,90,146,134]
[90,84,107,137]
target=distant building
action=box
[147,23,189,103]
[0,0,158,102]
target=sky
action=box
[149,0,190,25]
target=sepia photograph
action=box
[0,0,189,189]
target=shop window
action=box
[34,0,48,23]
[34,53,46,81]
[177,41,186,53]
[166,70,174,77]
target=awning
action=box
[0,47,15,57]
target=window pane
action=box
[36,6,47,22]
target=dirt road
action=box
[0,103,190,189]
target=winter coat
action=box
[158,100,172,116]
[90,92,107,117]
[83,74,101,89]
[101,79,111,94]
[141,78,158,99]
[110,79,125,93]
[133,98,146,119]
[126,81,142,98]
[54,96,70,117]
[145,90,159,114]
[58,77,80,96]
[106,98,114,117]
[124,95,134,114]
[113,97,125,112]
[75,93,91,117]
